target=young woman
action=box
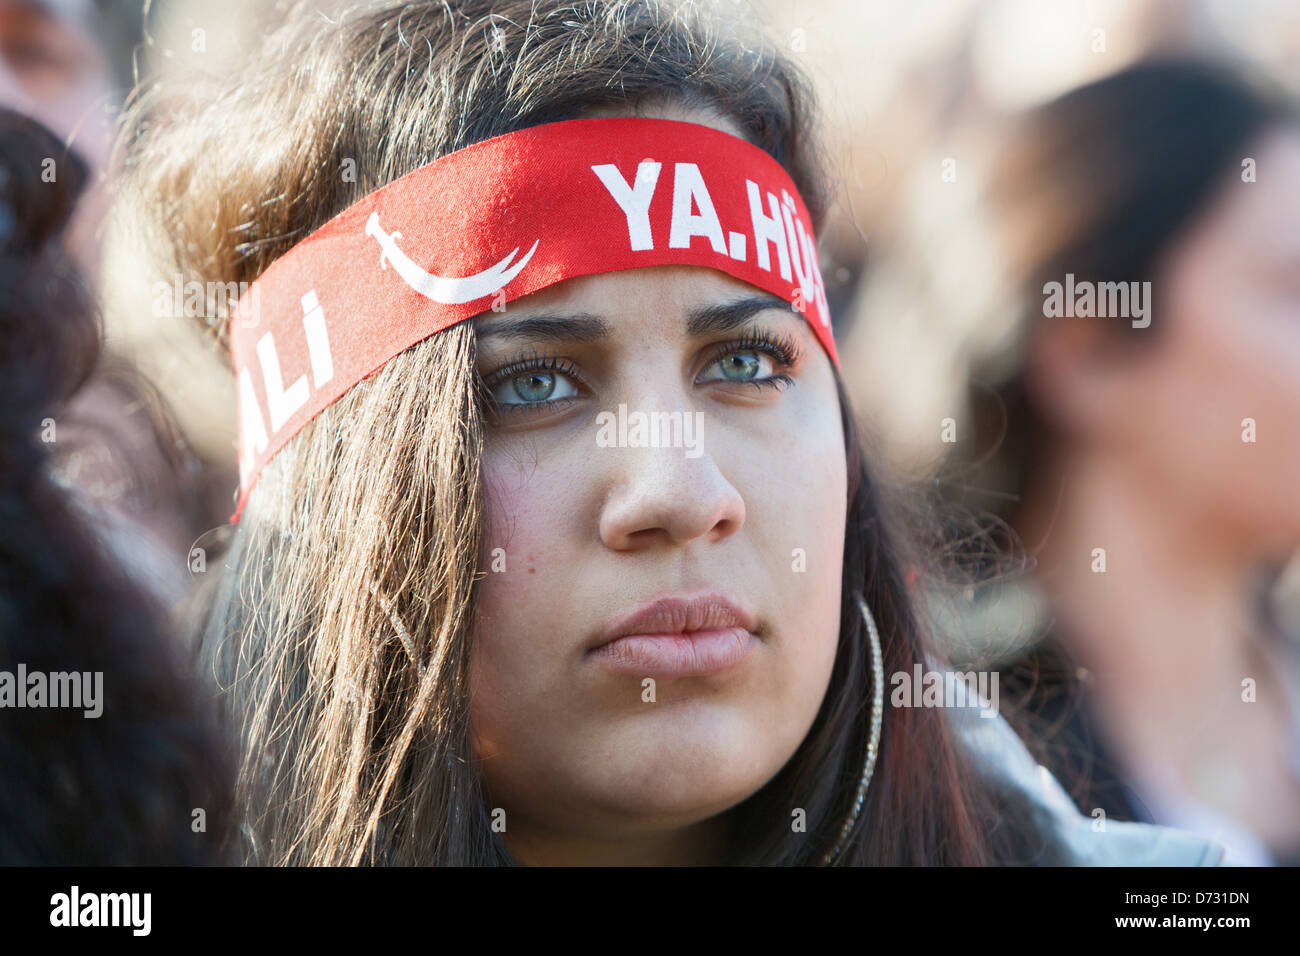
[842,58,1300,865]
[118,0,1224,865]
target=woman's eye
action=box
[490,369,580,406]
[699,349,777,383]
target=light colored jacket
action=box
[946,703,1226,865]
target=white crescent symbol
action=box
[364,211,539,305]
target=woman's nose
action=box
[595,407,746,550]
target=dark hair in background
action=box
[969,57,1296,526]
[120,0,1056,865]
[940,58,1298,817]
[0,109,233,864]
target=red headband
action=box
[230,116,838,521]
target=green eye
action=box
[700,350,774,383]
[491,369,579,405]
[515,372,555,402]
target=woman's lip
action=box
[593,591,760,648]
[586,627,757,677]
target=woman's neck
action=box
[501,812,732,866]
[1013,447,1300,853]
[1021,448,1256,702]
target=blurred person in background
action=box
[0,107,232,864]
[845,57,1300,865]
[0,0,121,276]
[0,0,221,616]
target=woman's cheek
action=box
[479,448,571,601]
[472,454,567,733]
[1152,267,1300,540]
[763,386,847,724]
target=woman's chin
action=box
[574,718,785,822]
[579,775,767,833]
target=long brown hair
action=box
[118,0,1029,865]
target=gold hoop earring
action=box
[820,590,885,865]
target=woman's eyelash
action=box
[480,326,805,408]
[479,350,585,416]
[707,326,804,371]
[697,326,804,394]
[481,349,583,393]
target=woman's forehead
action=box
[479,264,766,318]
[580,99,748,142]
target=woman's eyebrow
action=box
[685,293,795,336]
[476,292,794,344]
[477,312,611,345]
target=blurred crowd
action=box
[1,0,1298,864]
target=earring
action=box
[819,590,885,865]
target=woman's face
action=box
[1040,127,1300,559]
[1112,127,1300,556]
[468,245,847,854]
